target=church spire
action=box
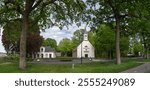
[83,29,88,41]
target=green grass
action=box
[0,58,146,73]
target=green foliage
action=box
[93,24,129,58]
[0,0,86,29]
[42,38,57,50]
[58,57,73,62]
[120,36,130,56]
[71,29,84,48]
[57,38,73,56]
[0,0,86,69]
[88,31,95,46]
[0,54,19,63]
[94,24,115,58]
[2,19,43,55]
[133,42,143,56]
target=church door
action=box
[41,54,43,58]
[85,54,88,58]
[49,54,52,58]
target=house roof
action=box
[44,46,55,52]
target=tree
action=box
[120,36,129,56]
[128,11,150,58]
[133,41,143,56]
[42,38,57,50]
[91,24,129,59]
[0,0,85,69]
[26,32,43,57]
[71,29,84,48]
[85,0,138,64]
[94,24,115,59]
[57,38,73,56]
[2,19,43,56]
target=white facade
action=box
[73,31,95,58]
[76,41,95,58]
[36,46,56,58]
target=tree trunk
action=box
[19,16,28,69]
[142,35,149,59]
[144,45,149,59]
[19,1,30,69]
[115,17,121,64]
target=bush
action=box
[26,58,34,61]
[0,54,19,63]
[57,57,73,62]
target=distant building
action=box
[36,46,56,58]
[72,30,95,58]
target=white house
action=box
[36,46,56,58]
[72,30,95,58]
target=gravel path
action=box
[121,62,150,73]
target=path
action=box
[121,62,150,73]
[29,59,112,64]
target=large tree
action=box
[2,19,43,56]
[0,0,85,69]
[85,0,138,64]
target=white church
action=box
[72,30,95,58]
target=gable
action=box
[40,46,55,52]
[77,41,94,50]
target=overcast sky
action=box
[0,23,90,53]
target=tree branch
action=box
[31,0,43,11]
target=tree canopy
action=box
[42,38,57,50]
[2,19,43,56]
[0,0,86,69]
[57,38,73,56]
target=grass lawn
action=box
[0,57,148,73]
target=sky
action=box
[0,24,90,53]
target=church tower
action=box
[83,30,88,41]
[72,29,95,58]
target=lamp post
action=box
[81,40,83,64]
[80,30,83,64]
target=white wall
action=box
[37,52,56,58]
[77,41,95,58]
